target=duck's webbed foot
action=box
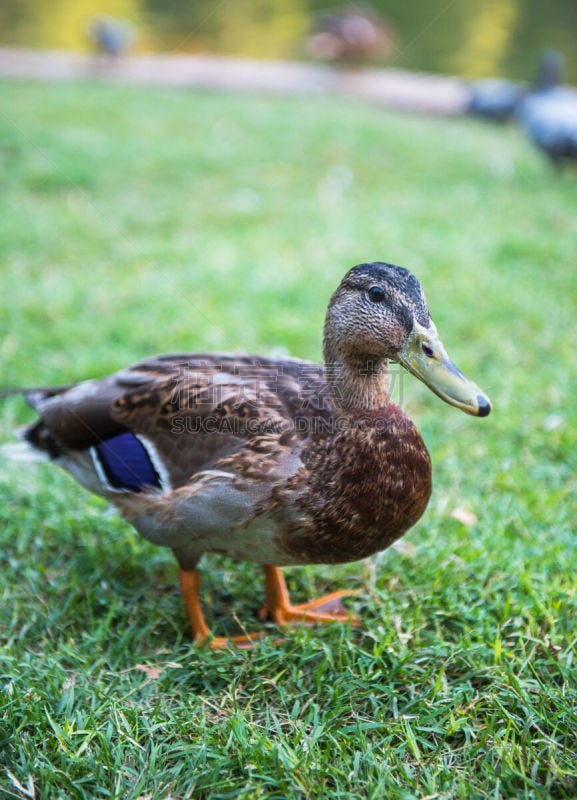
[258,565,360,627]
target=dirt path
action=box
[0,47,469,116]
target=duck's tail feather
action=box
[1,387,69,462]
[0,385,71,404]
[0,440,50,462]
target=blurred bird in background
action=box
[466,77,523,122]
[306,6,397,67]
[516,50,577,168]
[467,50,577,169]
[87,15,137,60]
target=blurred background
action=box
[1,0,576,82]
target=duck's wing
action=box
[21,353,332,492]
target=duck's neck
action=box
[324,354,391,412]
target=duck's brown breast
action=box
[277,405,432,564]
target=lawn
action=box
[0,78,576,800]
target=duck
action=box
[1,262,491,648]
[466,77,523,123]
[87,15,137,59]
[306,8,396,66]
[516,50,577,167]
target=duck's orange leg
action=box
[179,566,359,649]
[259,565,360,627]
[178,569,261,649]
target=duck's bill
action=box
[399,322,491,417]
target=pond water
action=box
[1,0,576,83]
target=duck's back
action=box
[22,352,334,494]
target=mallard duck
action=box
[2,262,490,648]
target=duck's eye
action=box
[367,286,386,303]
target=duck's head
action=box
[534,49,563,92]
[324,262,491,417]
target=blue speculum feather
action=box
[94,432,161,492]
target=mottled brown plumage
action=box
[4,261,491,647]
[275,408,432,565]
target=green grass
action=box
[1,78,577,800]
